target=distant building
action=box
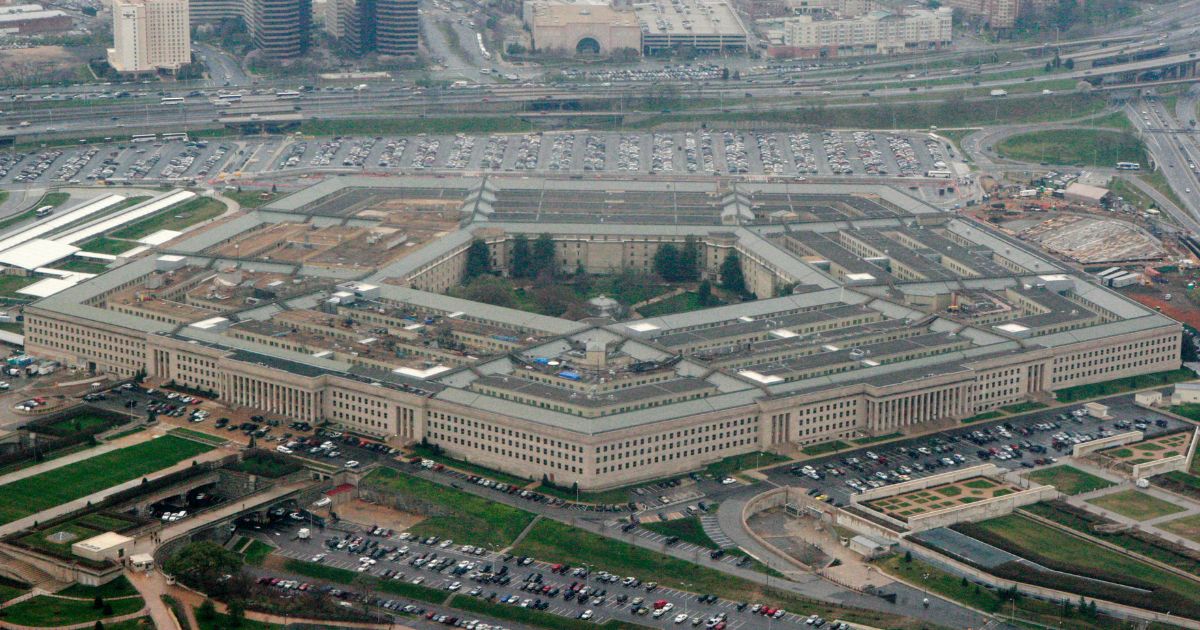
[325,0,416,55]
[634,0,749,53]
[941,0,1017,28]
[0,4,71,34]
[245,0,311,58]
[772,7,951,58]
[530,4,640,56]
[108,0,191,73]
[187,0,243,26]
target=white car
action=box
[721,477,737,485]
[674,613,690,624]
[345,460,360,468]
[579,610,594,620]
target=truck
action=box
[989,89,1008,98]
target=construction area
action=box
[1018,214,1165,264]
[206,222,428,269]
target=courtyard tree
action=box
[163,541,243,593]
[532,233,557,278]
[510,234,531,278]
[463,239,492,282]
[720,251,746,296]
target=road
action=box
[1128,96,1200,225]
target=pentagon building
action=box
[24,176,1180,489]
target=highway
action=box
[1128,96,1200,224]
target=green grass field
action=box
[222,189,278,208]
[1025,465,1114,495]
[801,440,850,456]
[1159,513,1200,543]
[965,513,1200,597]
[169,427,228,445]
[0,434,213,524]
[195,609,279,630]
[962,411,1004,424]
[1088,490,1185,521]
[79,236,137,255]
[996,129,1146,167]
[59,576,139,599]
[362,467,535,548]
[110,196,227,240]
[511,519,920,629]
[636,292,722,318]
[998,401,1048,414]
[49,258,111,274]
[642,516,720,549]
[1054,368,1195,403]
[1,595,144,626]
[243,539,274,566]
[0,576,28,604]
[704,452,789,478]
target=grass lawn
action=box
[229,452,301,478]
[363,467,535,548]
[0,576,28,603]
[964,513,1200,597]
[110,196,226,239]
[79,236,137,255]
[1,595,144,626]
[195,609,279,630]
[512,519,921,629]
[170,427,228,445]
[1089,110,1134,130]
[1109,177,1158,212]
[962,411,1004,424]
[998,401,1047,414]
[222,189,278,208]
[852,433,902,446]
[876,554,1149,630]
[636,292,722,318]
[0,434,213,525]
[1025,465,1114,495]
[642,516,720,549]
[58,575,139,599]
[1142,168,1187,210]
[1159,513,1200,543]
[1054,368,1195,403]
[995,129,1146,167]
[49,258,111,274]
[243,539,274,566]
[704,451,789,478]
[0,274,38,298]
[100,618,154,630]
[1088,490,1185,521]
[801,440,850,456]
[40,413,114,435]
[407,443,531,488]
[36,191,70,209]
[281,559,447,605]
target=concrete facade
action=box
[108,0,191,73]
[530,4,640,55]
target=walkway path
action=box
[126,569,182,630]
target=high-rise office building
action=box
[245,0,311,58]
[375,0,418,55]
[325,0,416,56]
[108,0,191,73]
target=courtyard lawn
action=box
[801,440,850,456]
[0,577,28,603]
[998,401,1048,414]
[636,292,723,318]
[79,236,137,255]
[0,434,213,524]
[1088,490,1186,521]
[0,595,144,626]
[963,513,1200,597]
[1160,513,1200,544]
[511,519,923,629]
[1025,465,1114,495]
[195,609,279,630]
[1053,368,1195,403]
[110,196,227,240]
[362,467,534,548]
[38,413,115,435]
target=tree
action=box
[680,236,700,281]
[457,275,517,308]
[721,67,730,80]
[1182,326,1198,362]
[163,541,244,592]
[1064,58,1075,70]
[510,234,531,279]
[720,251,746,296]
[227,599,245,627]
[94,622,104,630]
[531,233,557,278]
[903,550,913,563]
[697,280,714,307]
[92,595,104,610]
[463,239,491,283]
[653,243,682,281]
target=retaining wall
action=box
[905,484,1058,533]
[850,463,999,504]
[1074,430,1142,457]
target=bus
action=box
[925,169,953,179]
[131,133,157,143]
[161,132,188,142]
[1116,162,1141,171]
[160,96,184,105]
[217,93,243,103]
[34,205,53,218]
[275,91,300,100]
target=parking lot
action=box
[0,138,235,186]
[258,519,848,630]
[764,395,1188,506]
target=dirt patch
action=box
[1125,288,1200,329]
[0,46,91,84]
[336,499,426,531]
